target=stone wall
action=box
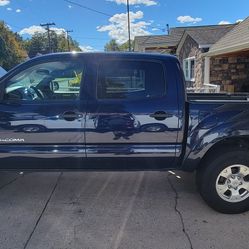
[178,35,204,88]
[210,56,249,92]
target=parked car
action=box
[0,52,249,214]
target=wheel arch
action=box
[182,136,249,172]
[198,136,249,169]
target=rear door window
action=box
[97,60,166,100]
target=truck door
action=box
[85,58,180,170]
[0,57,86,170]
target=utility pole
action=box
[126,0,131,52]
[40,22,56,53]
[65,30,73,51]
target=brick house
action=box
[134,26,214,54]
[176,24,235,88]
[135,20,249,92]
[205,17,249,92]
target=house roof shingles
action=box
[184,25,235,45]
[206,17,249,56]
[134,24,235,50]
[134,32,181,48]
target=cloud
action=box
[218,20,231,25]
[16,8,21,13]
[177,15,202,24]
[97,11,151,44]
[19,25,65,36]
[108,0,157,6]
[19,25,46,35]
[50,27,66,35]
[68,4,72,8]
[79,45,96,52]
[236,19,244,23]
[6,7,11,10]
[0,0,10,6]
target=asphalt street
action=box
[0,171,248,249]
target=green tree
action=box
[57,34,81,52]
[24,31,82,57]
[23,33,47,57]
[104,39,134,52]
[104,39,120,51]
[119,40,134,51]
[0,21,27,70]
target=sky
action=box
[0,0,248,51]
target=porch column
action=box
[204,56,210,84]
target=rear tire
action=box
[197,149,249,214]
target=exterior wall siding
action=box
[178,35,204,88]
[210,56,249,92]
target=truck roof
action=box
[30,51,179,63]
[1,52,180,82]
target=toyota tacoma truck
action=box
[0,52,249,214]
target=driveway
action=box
[0,171,248,249]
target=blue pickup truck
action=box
[0,52,249,213]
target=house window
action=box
[183,57,195,81]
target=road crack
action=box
[167,174,193,249]
[23,172,63,249]
[0,177,19,191]
[0,172,33,191]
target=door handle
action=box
[150,111,172,121]
[61,111,83,121]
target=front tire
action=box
[197,149,249,214]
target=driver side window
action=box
[4,60,84,102]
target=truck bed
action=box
[187,93,249,102]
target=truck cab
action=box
[0,53,185,170]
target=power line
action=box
[63,1,166,32]
[65,0,171,48]
[40,22,56,53]
[64,0,112,17]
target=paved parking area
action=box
[0,171,248,249]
